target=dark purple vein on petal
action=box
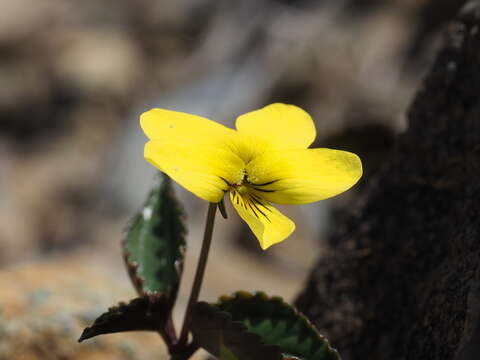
[249,179,280,186]
[250,195,272,213]
[219,176,232,187]
[247,200,260,219]
[241,196,248,210]
[252,187,275,193]
[250,199,270,221]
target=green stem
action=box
[177,202,217,347]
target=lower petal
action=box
[230,190,295,250]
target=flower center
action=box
[220,170,278,195]
[233,171,250,194]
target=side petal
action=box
[235,103,316,151]
[141,108,237,147]
[230,190,295,250]
[246,148,362,205]
[145,141,245,203]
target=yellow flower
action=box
[140,103,362,250]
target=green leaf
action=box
[191,302,283,360]
[123,173,186,300]
[80,174,185,345]
[78,296,169,342]
[192,292,341,360]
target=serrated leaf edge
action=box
[217,291,341,360]
[122,174,187,300]
[192,302,284,360]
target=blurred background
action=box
[0,0,464,358]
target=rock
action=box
[0,258,169,360]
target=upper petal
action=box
[141,108,237,147]
[245,148,362,205]
[235,103,316,151]
[230,189,295,250]
[145,141,245,203]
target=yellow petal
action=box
[145,141,245,203]
[245,148,362,205]
[235,103,316,152]
[140,108,237,148]
[230,189,295,250]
